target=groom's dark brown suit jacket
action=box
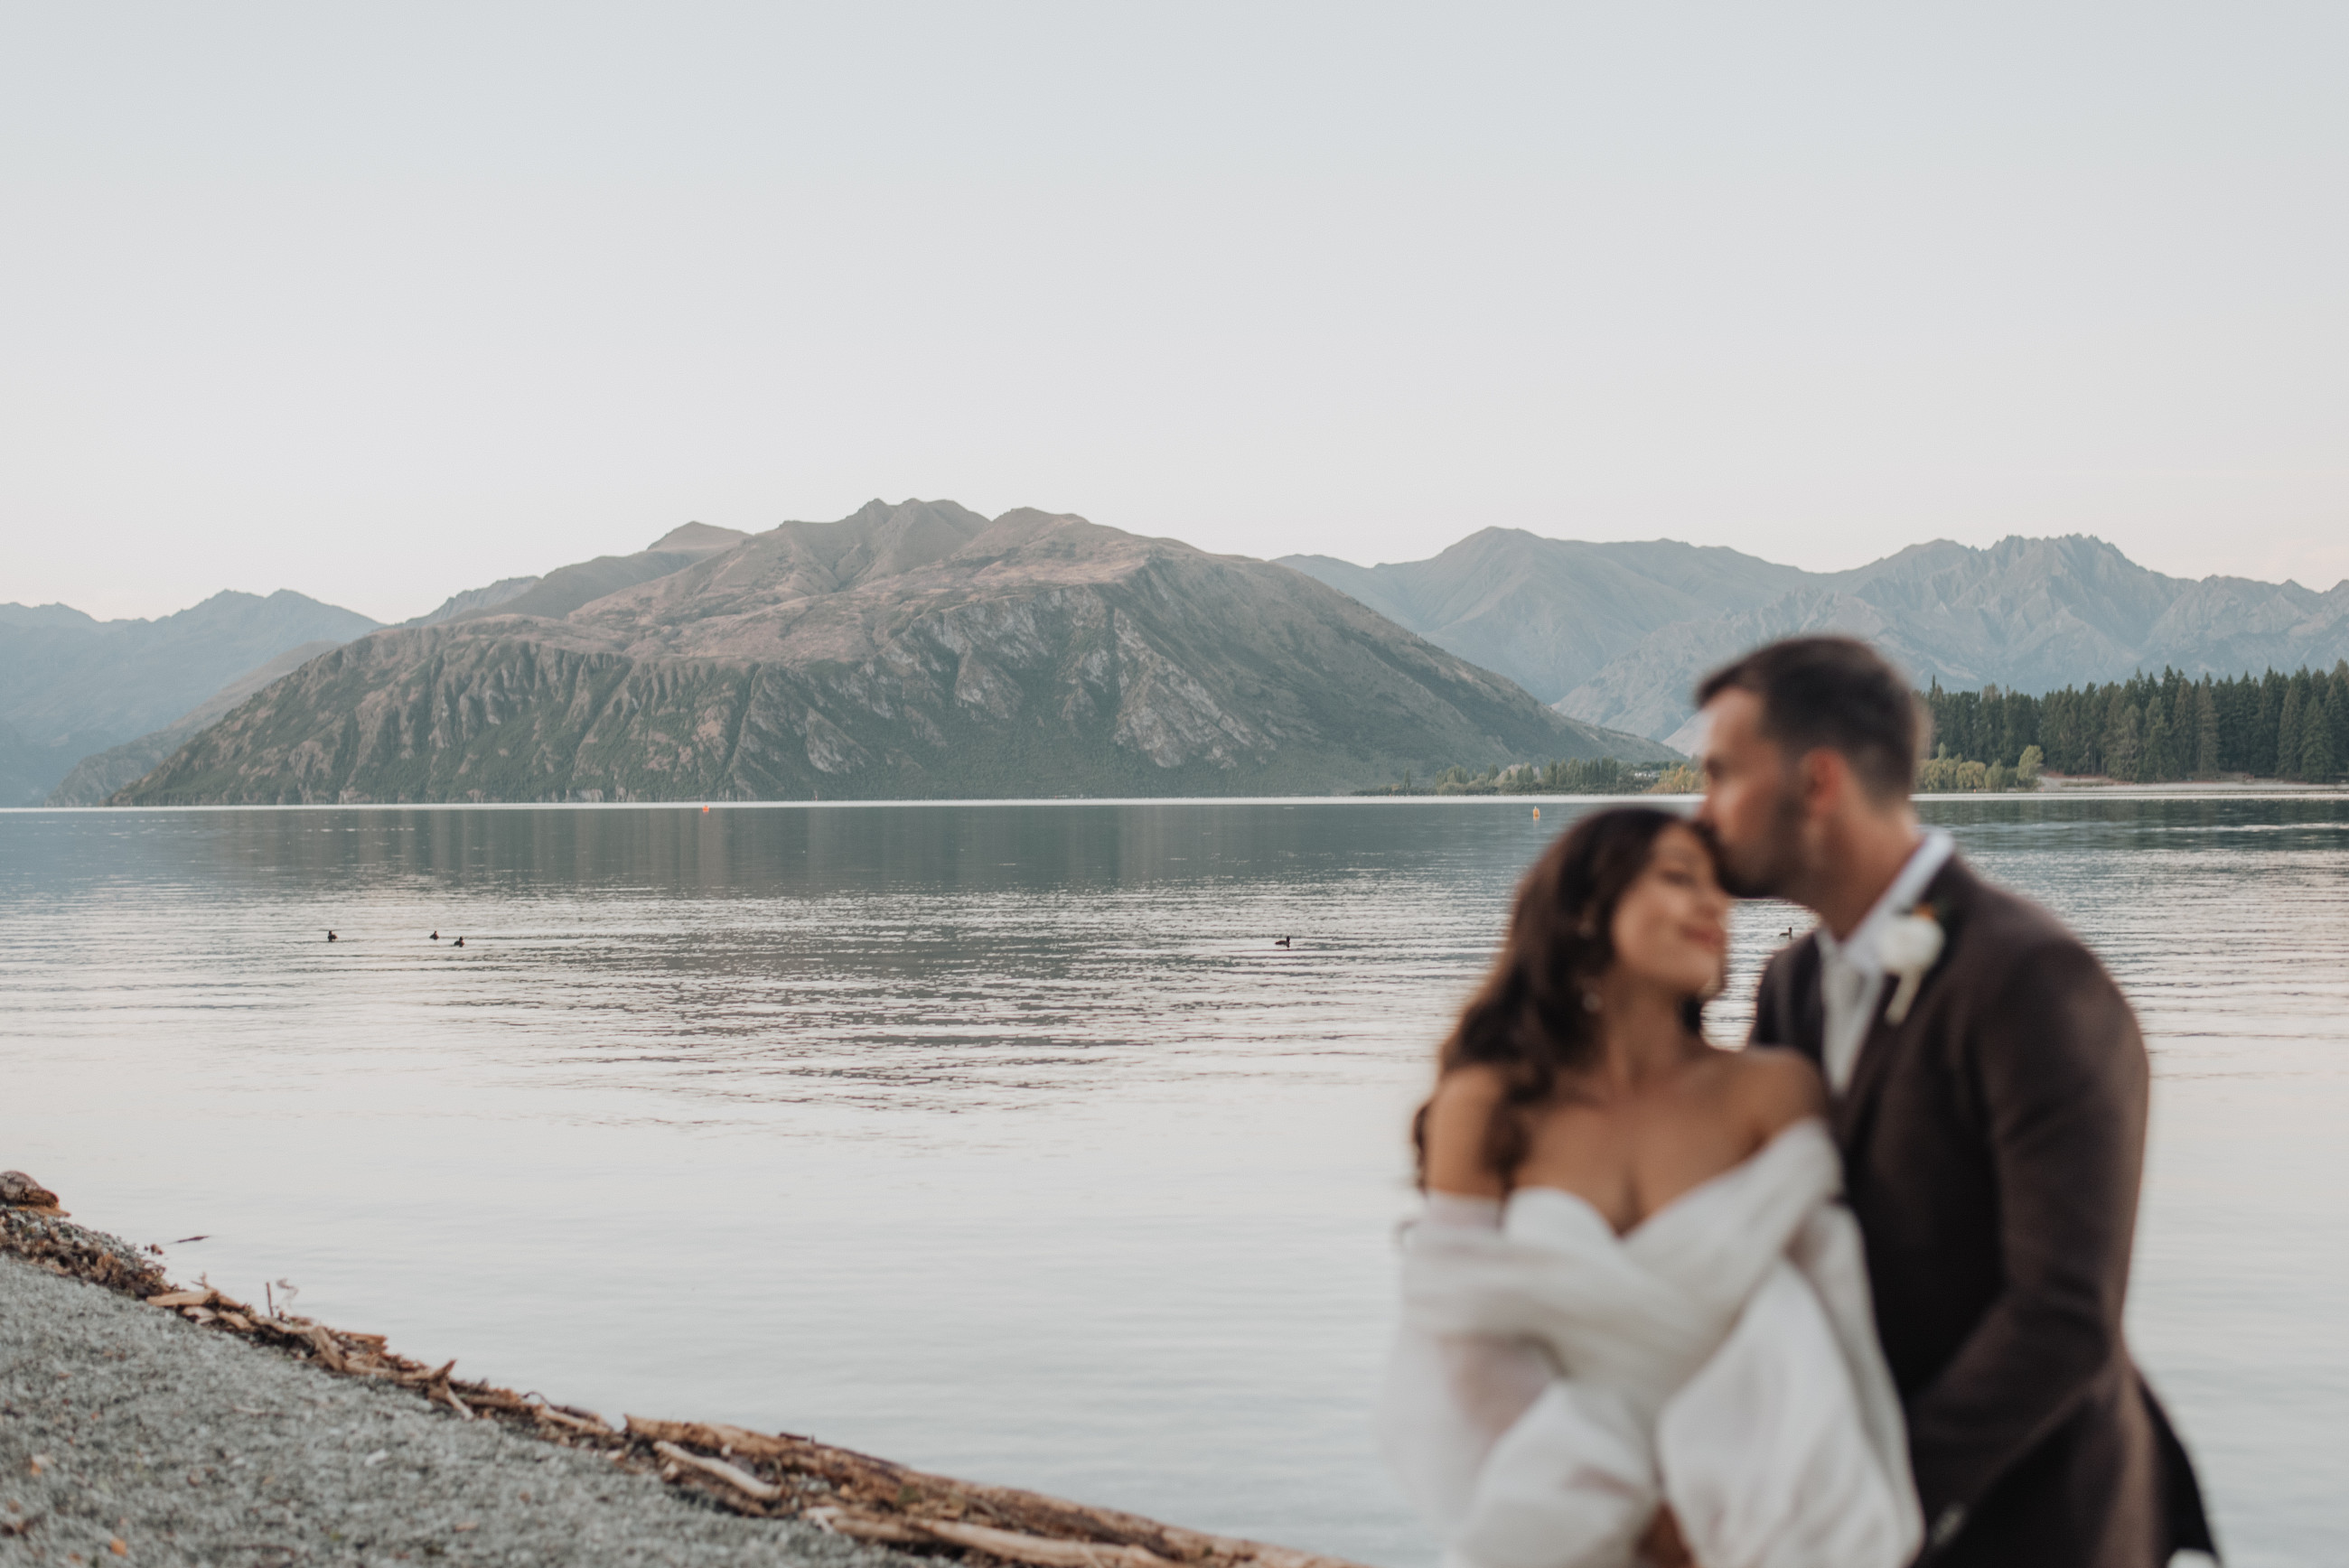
[1749,854,2213,1567]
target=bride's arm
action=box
[1416,1193,1557,1426]
[1422,1064,1510,1199]
[1388,1066,1558,1521]
[1380,1194,1557,1526]
[1411,1069,1555,1453]
[1393,1068,1663,1563]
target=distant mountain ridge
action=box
[117,500,1669,805]
[48,515,2330,806]
[1287,532,2349,743]
[0,590,381,805]
[393,529,750,630]
[402,577,541,627]
[1282,531,1814,706]
[43,640,345,806]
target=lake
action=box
[2,797,2344,1565]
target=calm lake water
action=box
[3,797,2344,1565]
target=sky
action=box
[4,4,2345,624]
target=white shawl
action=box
[1379,1119,1922,1568]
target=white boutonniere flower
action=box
[1879,906,1945,1025]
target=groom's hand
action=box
[1635,1505,1694,1568]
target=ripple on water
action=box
[1,796,2342,1567]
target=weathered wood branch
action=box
[653,1441,785,1503]
[626,1416,1364,1568]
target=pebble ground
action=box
[1,1252,913,1567]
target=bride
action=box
[1380,807,1922,1568]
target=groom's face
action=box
[1694,688,1809,900]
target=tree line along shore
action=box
[1379,662,2349,798]
[1923,662,2349,786]
[1358,756,1671,797]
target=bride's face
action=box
[1607,823,1731,1002]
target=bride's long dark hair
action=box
[1413,807,1715,1187]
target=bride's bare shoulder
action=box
[1424,1065,1509,1197]
[1727,1046,1827,1135]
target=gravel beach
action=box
[0,1249,909,1567]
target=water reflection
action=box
[1,796,2343,1566]
[87,801,1532,893]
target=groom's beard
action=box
[1714,787,1809,901]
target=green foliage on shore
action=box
[1360,755,1662,796]
[1647,762,1704,795]
[1352,663,2349,799]
[1916,744,2043,793]
[1922,663,2349,783]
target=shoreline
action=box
[2030,772,2349,794]
[8,778,2348,814]
[2,1188,1362,1568]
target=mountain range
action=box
[0,592,382,806]
[1282,531,2349,748]
[24,510,2349,807]
[10,524,787,806]
[114,501,1663,805]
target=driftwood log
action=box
[0,1185,1369,1568]
[621,1415,1358,1568]
[0,1170,65,1217]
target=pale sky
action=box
[5,4,2345,624]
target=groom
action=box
[1689,637,2213,1567]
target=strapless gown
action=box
[1378,1118,1922,1568]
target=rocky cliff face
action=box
[119,502,1670,805]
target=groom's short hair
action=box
[1696,637,1920,803]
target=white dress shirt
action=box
[1811,830,1956,1095]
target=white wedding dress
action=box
[1378,1118,1923,1568]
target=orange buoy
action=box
[1532,807,1540,819]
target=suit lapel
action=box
[1836,992,1905,1148]
[1832,858,1974,1150]
[1792,939,1827,1063]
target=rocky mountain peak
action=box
[112,502,1671,805]
[644,521,752,555]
